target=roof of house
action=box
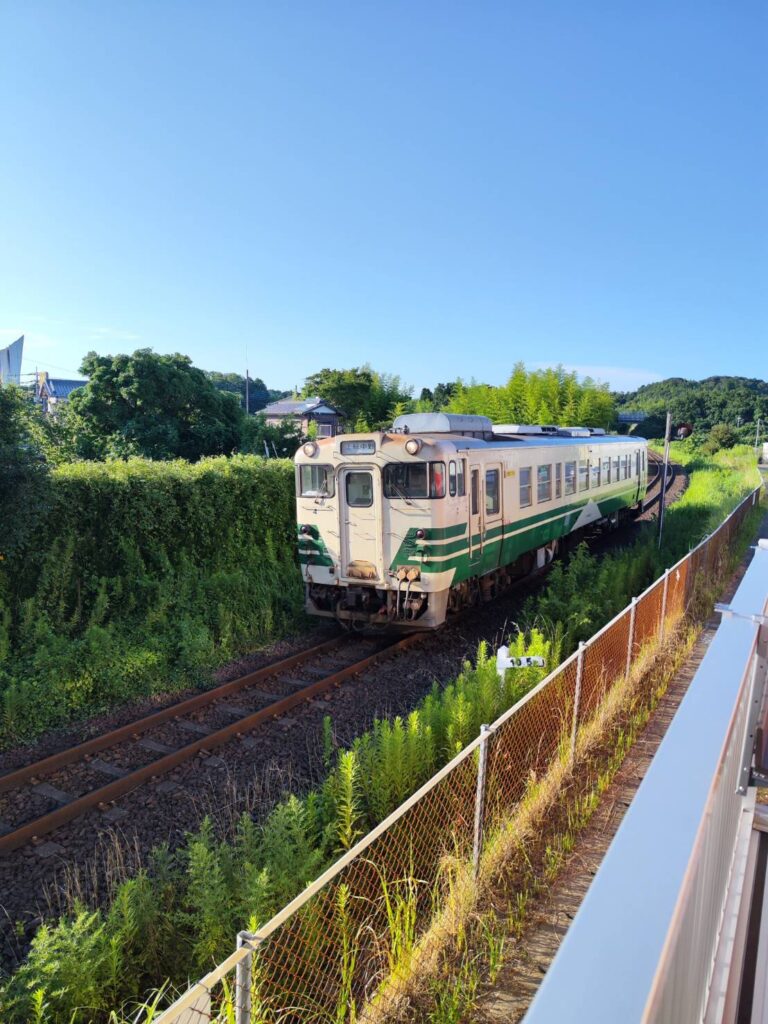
[263,395,341,417]
[42,378,88,399]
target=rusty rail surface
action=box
[0,632,423,855]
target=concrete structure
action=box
[0,335,23,385]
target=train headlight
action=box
[415,529,426,540]
[303,442,318,457]
[405,438,421,455]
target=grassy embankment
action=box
[0,445,761,1023]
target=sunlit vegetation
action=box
[1,447,760,1023]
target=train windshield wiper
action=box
[390,481,413,506]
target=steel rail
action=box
[0,633,423,855]
[0,634,347,794]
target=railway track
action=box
[0,453,676,858]
[0,632,423,855]
[644,450,675,511]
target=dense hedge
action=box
[0,456,303,744]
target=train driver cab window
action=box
[564,461,576,496]
[602,457,611,484]
[537,464,552,503]
[346,471,373,507]
[486,469,500,515]
[520,467,532,508]
[612,456,620,482]
[579,459,589,491]
[591,460,601,488]
[555,463,562,499]
[299,465,335,497]
[622,455,629,479]
[449,461,457,497]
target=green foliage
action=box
[302,366,413,430]
[68,349,244,461]
[0,455,302,745]
[445,362,616,429]
[0,385,50,562]
[239,412,302,457]
[616,375,768,436]
[205,371,287,413]
[1,448,759,1022]
[703,422,739,454]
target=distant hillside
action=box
[616,376,768,436]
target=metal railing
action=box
[153,485,763,1024]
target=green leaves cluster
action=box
[616,375,768,436]
[0,455,302,745]
[445,362,616,429]
[68,350,244,461]
[302,366,413,431]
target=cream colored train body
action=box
[295,414,647,630]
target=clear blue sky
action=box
[1,1,765,395]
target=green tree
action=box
[0,385,50,562]
[703,422,739,453]
[302,366,412,429]
[69,349,244,460]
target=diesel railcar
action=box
[295,413,647,630]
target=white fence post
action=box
[570,642,586,764]
[236,932,255,1024]
[625,597,638,680]
[472,724,491,877]
[660,568,671,640]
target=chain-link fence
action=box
[155,485,763,1024]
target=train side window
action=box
[622,455,629,479]
[486,469,500,515]
[346,471,373,507]
[636,452,641,476]
[642,450,646,473]
[564,461,576,496]
[591,460,601,488]
[430,462,446,498]
[299,464,335,497]
[537,464,552,503]
[612,456,620,481]
[579,459,589,491]
[602,456,610,483]
[448,461,457,497]
[555,463,562,499]
[458,459,466,496]
[471,469,479,515]
[520,467,532,507]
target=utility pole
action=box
[245,343,250,416]
[755,417,761,454]
[657,410,672,549]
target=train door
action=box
[340,467,382,580]
[469,466,482,565]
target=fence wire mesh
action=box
[155,485,763,1024]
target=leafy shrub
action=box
[0,455,303,745]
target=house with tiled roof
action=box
[36,371,87,414]
[262,395,344,437]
